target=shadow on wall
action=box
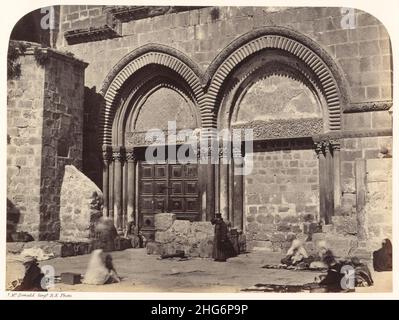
[82,86,104,189]
[7,198,21,241]
[38,161,66,241]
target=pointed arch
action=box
[205,27,349,131]
[99,44,205,146]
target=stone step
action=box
[7,238,132,259]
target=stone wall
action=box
[7,42,87,240]
[365,158,392,247]
[7,53,45,240]
[148,213,214,257]
[39,49,86,240]
[244,139,319,251]
[340,135,392,214]
[56,6,392,105]
[59,165,103,241]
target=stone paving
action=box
[23,248,391,293]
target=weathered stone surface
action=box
[244,141,319,250]
[364,158,392,245]
[146,242,162,255]
[170,220,191,236]
[6,240,83,258]
[155,230,175,244]
[59,165,103,241]
[150,219,214,257]
[332,216,358,236]
[198,237,214,258]
[154,213,176,231]
[247,240,273,251]
[7,46,86,240]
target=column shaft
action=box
[113,147,124,233]
[127,149,136,225]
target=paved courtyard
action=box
[16,249,389,293]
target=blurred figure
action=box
[83,249,120,285]
[125,221,144,248]
[95,217,118,252]
[281,239,308,266]
[373,238,392,272]
[309,240,329,269]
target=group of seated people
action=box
[279,238,392,292]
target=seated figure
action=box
[281,239,308,266]
[83,249,121,285]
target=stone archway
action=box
[98,28,348,244]
[99,45,204,236]
[210,28,347,250]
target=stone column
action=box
[219,146,230,221]
[232,146,244,231]
[315,140,334,225]
[123,159,127,233]
[324,141,334,224]
[126,148,136,226]
[206,144,216,221]
[102,145,111,217]
[109,161,114,220]
[331,140,342,210]
[355,158,368,240]
[315,141,326,223]
[113,147,125,233]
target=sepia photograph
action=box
[2,0,396,299]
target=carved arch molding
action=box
[99,27,350,146]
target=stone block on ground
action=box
[60,165,103,242]
[198,237,214,258]
[170,220,191,236]
[154,213,176,231]
[146,242,162,255]
[155,230,176,244]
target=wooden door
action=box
[138,162,200,239]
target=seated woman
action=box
[280,239,308,266]
[373,238,392,272]
[83,249,121,285]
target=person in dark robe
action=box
[317,250,346,292]
[211,213,232,262]
[373,238,392,272]
[13,256,46,291]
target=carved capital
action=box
[330,139,341,151]
[112,147,125,162]
[314,140,335,157]
[314,141,324,156]
[126,150,137,162]
[218,146,230,158]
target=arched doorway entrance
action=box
[99,46,204,240]
[211,29,346,250]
